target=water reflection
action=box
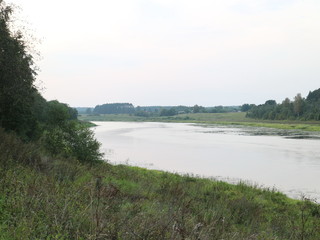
[93,121,320,202]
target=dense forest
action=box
[244,89,320,121]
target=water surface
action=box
[93,121,320,201]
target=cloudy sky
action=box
[11,0,320,107]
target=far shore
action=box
[79,112,320,132]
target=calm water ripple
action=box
[93,121,320,202]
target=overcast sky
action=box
[11,0,320,107]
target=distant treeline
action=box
[81,103,241,116]
[244,88,320,121]
[93,103,135,114]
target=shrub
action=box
[43,121,103,163]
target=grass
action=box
[1,128,320,239]
[78,112,249,122]
[79,112,320,132]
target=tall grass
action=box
[1,128,320,239]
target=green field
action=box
[79,112,320,132]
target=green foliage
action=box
[134,110,150,117]
[43,100,77,126]
[293,93,304,117]
[43,121,103,163]
[192,104,202,113]
[265,99,277,105]
[90,103,240,117]
[247,89,320,121]
[208,105,240,113]
[85,107,92,114]
[0,3,97,163]
[0,1,80,144]
[160,107,177,116]
[1,130,320,239]
[2,2,320,238]
[306,88,320,103]
[0,128,41,168]
[0,0,38,139]
[240,103,255,112]
[94,103,135,114]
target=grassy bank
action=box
[79,112,320,132]
[78,112,249,122]
[1,129,320,239]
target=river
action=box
[92,121,320,201]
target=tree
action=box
[85,108,92,114]
[0,0,38,138]
[265,100,277,105]
[0,1,103,164]
[278,98,293,120]
[281,98,291,108]
[93,103,135,114]
[306,88,320,103]
[160,108,177,116]
[43,121,103,163]
[192,105,206,113]
[293,93,304,117]
[45,101,71,125]
[241,104,250,112]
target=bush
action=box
[43,121,103,163]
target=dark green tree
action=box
[245,90,320,121]
[43,120,103,163]
[192,104,207,113]
[240,104,255,112]
[160,108,177,116]
[241,104,251,112]
[306,88,320,103]
[0,0,38,138]
[0,1,103,164]
[93,103,135,114]
[265,100,277,105]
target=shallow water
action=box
[93,121,320,201]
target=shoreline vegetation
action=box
[1,129,320,239]
[79,112,320,132]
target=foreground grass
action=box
[1,129,320,239]
[79,112,320,132]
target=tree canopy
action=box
[0,1,102,163]
[0,0,38,138]
[93,103,135,114]
[246,89,320,121]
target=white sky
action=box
[10,0,320,107]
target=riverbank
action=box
[93,121,320,201]
[79,112,320,132]
[1,129,320,239]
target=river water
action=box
[92,121,320,201]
